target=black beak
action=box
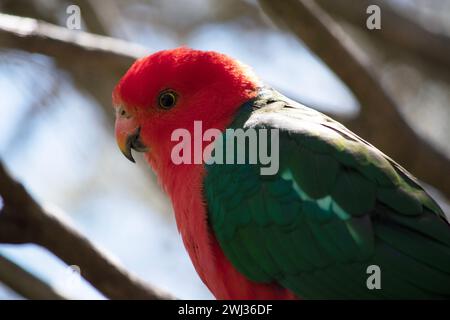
[121,127,148,163]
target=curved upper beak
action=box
[116,123,148,163]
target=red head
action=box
[113,48,260,176]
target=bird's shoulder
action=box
[202,88,450,298]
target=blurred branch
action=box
[80,0,131,40]
[72,0,110,35]
[0,13,146,122]
[0,160,173,300]
[316,0,450,71]
[0,13,144,64]
[0,0,59,25]
[259,0,450,201]
[0,254,66,300]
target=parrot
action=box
[113,47,450,299]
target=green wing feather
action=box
[204,88,450,299]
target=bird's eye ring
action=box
[158,90,177,109]
[117,106,130,118]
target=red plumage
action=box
[113,48,296,299]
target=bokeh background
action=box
[0,0,449,299]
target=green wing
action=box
[204,89,450,299]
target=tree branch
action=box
[258,0,450,201]
[0,13,144,69]
[0,254,66,300]
[72,0,111,36]
[0,160,173,300]
[316,0,450,71]
[0,12,145,122]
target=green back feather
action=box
[204,88,450,299]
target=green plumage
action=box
[204,88,450,299]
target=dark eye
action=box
[117,106,130,118]
[158,90,177,109]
